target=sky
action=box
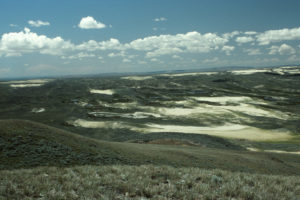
[1,0,300,78]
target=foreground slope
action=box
[1,165,299,200]
[1,119,300,175]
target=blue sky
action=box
[1,0,300,78]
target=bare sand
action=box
[139,123,292,141]
[70,119,122,129]
[70,119,292,142]
[1,79,53,88]
[90,89,115,95]
[121,76,153,81]
[247,147,300,155]
[88,111,161,119]
[230,69,269,75]
[159,72,218,77]
[10,84,44,88]
[31,108,45,113]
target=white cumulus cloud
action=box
[222,31,240,39]
[244,48,261,55]
[236,36,254,44]
[76,38,121,51]
[257,27,300,45]
[244,31,257,35]
[78,16,106,29]
[154,17,167,22]
[28,20,50,27]
[61,52,96,60]
[222,45,235,55]
[0,28,74,57]
[128,31,228,57]
[269,44,296,55]
[9,24,18,27]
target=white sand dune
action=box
[147,102,288,120]
[121,76,153,81]
[1,79,52,88]
[139,123,292,141]
[31,108,45,113]
[69,119,292,141]
[192,96,253,105]
[88,111,161,119]
[159,72,217,77]
[230,69,269,75]
[90,89,115,95]
[70,119,122,129]
[10,84,44,88]
[247,148,300,155]
[1,79,52,84]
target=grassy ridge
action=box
[1,119,300,175]
[1,165,299,200]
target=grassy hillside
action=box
[1,119,300,176]
[1,165,299,200]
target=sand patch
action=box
[247,147,300,155]
[137,123,292,141]
[231,69,269,75]
[68,119,292,141]
[121,76,153,81]
[10,84,44,88]
[2,79,51,84]
[192,96,253,105]
[1,79,52,88]
[90,89,115,95]
[70,119,122,129]
[217,103,289,120]
[88,111,161,119]
[264,150,300,155]
[157,97,288,120]
[147,102,288,120]
[31,108,45,113]
[159,72,217,77]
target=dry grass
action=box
[0,165,299,200]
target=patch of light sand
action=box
[0,79,53,88]
[2,79,52,84]
[192,96,253,105]
[88,111,161,119]
[247,148,300,155]
[231,69,269,75]
[31,108,45,113]
[68,119,292,141]
[271,67,300,74]
[137,123,292,141]
[147,102,288,120]
[90,89,115,95]
[159,72,217,77]
[70,119,123,129]
[112,102,140,109]
[10,84,44,88]
[217,103,289,120]
[121,76,153,81]
[153,106,225,116]
[264,150,300,155]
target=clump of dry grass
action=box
[1,165,299,200]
